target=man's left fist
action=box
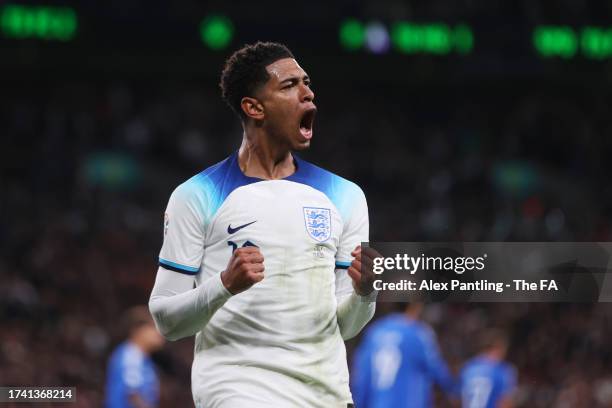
[347,245,379,296]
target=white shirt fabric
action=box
[149,152,375,408]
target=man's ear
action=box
[240,97,264,120]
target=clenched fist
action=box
[221,247,265,295]
[348,245,379,296]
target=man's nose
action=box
[301,84,314,103]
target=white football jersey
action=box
[159,152,369,407]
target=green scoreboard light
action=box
[534,25,612,59]
[533,26,577,58]
[339,19,366,51]
[200,15,234,50]
[581,27,612,59]
[339,19,473,55]
[0,4,77,41]
[391,22,473,55]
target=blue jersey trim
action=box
[288,155,362,222]
[186,153,262,221]
[158,258,199,275]
[183,151,362,225]
[336,261,351,269]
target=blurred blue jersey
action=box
[351,313,456,408]
[105,342,159,408]
[460,356,516,408]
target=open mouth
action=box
[299,107,317,140]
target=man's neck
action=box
[238,130,296,180]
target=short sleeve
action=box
[335,183,369,269]
[158,182,207,275]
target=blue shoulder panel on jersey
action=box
[182,152,262,221]
[178,152,362,223]
[287,156,362,221]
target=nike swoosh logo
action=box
[227,221,257,234]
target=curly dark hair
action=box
[220,41,294,119]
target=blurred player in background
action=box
[105,306,165,408]
[350,302,456,408]
[148,41,376,407]
[460,329,516,408]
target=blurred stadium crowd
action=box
[2,75,612,408]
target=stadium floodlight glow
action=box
[391,22,472,55]
[0,4,77,41]
[365,22,390,54]
[339,19,366,51]
[200,15,234,50]
[533,26,577,58]
[581,27,612,59]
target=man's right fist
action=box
[220,247,265,295]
